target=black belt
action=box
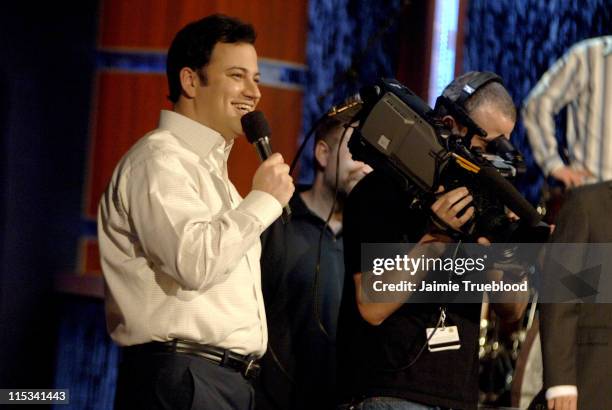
[124,340,260,380]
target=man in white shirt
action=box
[97,14,294,410]
[522,36,612,188]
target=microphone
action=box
[241,111,292,223]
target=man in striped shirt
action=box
[523,36,612,188]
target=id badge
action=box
[426,326,461,352]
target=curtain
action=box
[299,0,403,183]
[53,296,118,410]
[464,0,612,203]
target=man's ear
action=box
[442,115,456,130]
[179,67,199,99]
[442,115,467,136]
[314,140,331,169]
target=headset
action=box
[433,71,504,141]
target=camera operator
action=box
[336,72,526,410]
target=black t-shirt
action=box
[336,170,480,410]
[256,191,344,410]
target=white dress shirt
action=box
[523,36,612,182]
[98,110,281,356]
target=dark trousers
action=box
[114,350,254,410]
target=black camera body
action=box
[346,78,545,243]
[437,140,514,241]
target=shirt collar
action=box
[158,110,234,160]
[291,189,343,238]
[290,190,312,218]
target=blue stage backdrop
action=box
[464,0,612,204]
[53,296,119,410]
[298,0,402,184]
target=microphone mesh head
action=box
[241,111,271,143]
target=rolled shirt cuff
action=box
[543,156,566,177]
[546,385,578,400]
[238,190,283,228]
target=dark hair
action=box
[438,71,516,122]
[166,14,256,103]
[314,116,344,145]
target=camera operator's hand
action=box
[506,209,520,222]
[430,186,474,231]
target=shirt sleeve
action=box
[343,172,423,277]
[123,154,282,291]
[546,385,578,400]
[343,173,386,277]
[522,43,589,176]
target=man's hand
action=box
[252,153,294,206]
[430,186,474,231]
[551,166,592,188]
[548,395,577,410]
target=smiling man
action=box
[98,14,294,410]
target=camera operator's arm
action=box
[354,233,449,325]
[354,187,473,326]
[487,268,528,323]
[479,221,528,323]
[490,301,527,323]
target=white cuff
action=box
[546,385,578,400]
[238,190,283,228]
[543,157,566,177]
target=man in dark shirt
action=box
[337,72,525,410]
[256,117,372,409]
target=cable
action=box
[383,309,445,372]
[311,123,354,341]
[289,113,328,176]
[263,4,410,392]
[382,242,462,372]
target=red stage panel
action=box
[85,72,171,218]
[98,0,306,64]
[81,238,102,275]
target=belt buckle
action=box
[242,357,259,380]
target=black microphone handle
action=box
[254,137,292,223]
[254,137,273,161]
